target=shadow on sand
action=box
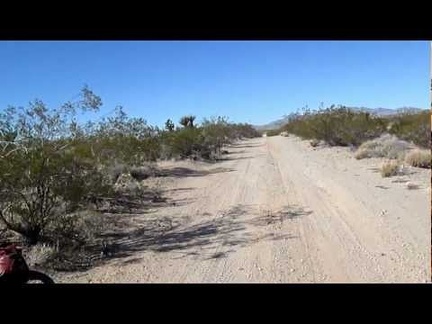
[229,143,263,149]
[61,204,313,271]
[157,167,235,178]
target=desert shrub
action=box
[0,224,13,242]
[129,164,159,181]
[404,149,431,168]
[200,116,232,155]
[380,160,400,177]
[200,118,260,157]
[0,87,112,245]
[387,110,430,148]
[106,163,129,183]
[230,123,261,139]
[22,243,57,267]
[0,85,262,250]
[282,105,387,147]
[93,107,161,164]
[113,173,148,200]
[169,127,206,159]
[158,117,260,161]
[35,211,111,271]
[42,210,106,247]
[354,134,413,160]
[106,162,159,184]
[266,129,280,137]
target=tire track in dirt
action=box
[57,136,430,283]
[266,139,320,282]
[269,136,429,282]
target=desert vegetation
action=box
[280,105,387,147]
[386,110,430,149]
[404,149,431,169]
[354,134,413,160]
[380,160,400,178]
[280,105,429,149]
[265,129,281,137]
[279,105,430,172]
[0,87,260,269]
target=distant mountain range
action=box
[254,107,427,131]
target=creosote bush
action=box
[387,110,430,149]
[0,89,261,251]
[281,105,387,147]
[280,105,429,148]
[0,86,109,246]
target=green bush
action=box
[92,107,161,164]
[158,117,260,161]
[200,116,231,154]
[387,110,430,148]
[281,106,429,154]
[229,123,261,139]
[0,87,262,249]
[282,105,387,147]
[0,87,111,245]
[282,105,386,146]
[266,129,280,137]
[168,127,206,159]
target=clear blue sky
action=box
[0,41,429,127]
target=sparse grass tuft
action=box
[23,243,57,267]
[404,149,431,169]
[380,160,400,177]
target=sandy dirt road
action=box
[58,136,431,283]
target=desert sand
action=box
[56,136,431,283]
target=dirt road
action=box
[58,136,431,283]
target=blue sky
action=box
[0,41,429,127]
